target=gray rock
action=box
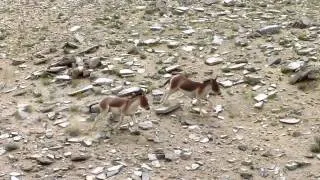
[68,85,93,96]
[254,93,268,102]
[205,56,223,66]
[139,121,153,130]
[127,46,140,55]
[279,118,301,124]
[119,69,135,77]
[93,78,113,86]
[118,87,142,97]
[212,35,223,45]
[228,63,246,70]
[55,75,72,81]
[268,57,281,66]
[70,153,90,161]
[291,17,313,29]
[203,0,218,5]
[285,160,311,170]
[4,143,19,151]
[244,75,262,85]
[106,165,124,177]
[257,25,281,35]
[165,151,179,161]
[154,103,181,114]
[37,157,54,165]
[220,80,233,87]
[96,173,106,180]
[167,40,180,49]
[223,0,236,6]
[254,101,264,109]
[239,168,253,179]
[141,169,150,180]
[296,48,316,56]
[165,65,181,73]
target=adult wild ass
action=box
[160,74,222,116]
[91,89,150,131]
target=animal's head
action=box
[133,89,150,110]
[204,76,222,96]
[139,91,150,110]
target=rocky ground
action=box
[1,0,320,179]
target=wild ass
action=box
[160,74,222,116]
[91,90,150,131]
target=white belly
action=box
[109,107,122,115]
[180,89,196,98]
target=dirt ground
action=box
[1,0,320,180]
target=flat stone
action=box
[155,103,181,114]
[106,165,124,177]
[254,101,264,109]
[68,85,93,96]
[181,46,196,52]
[280,118,301,124]
[37,157,54,165]
[88,57,101,69]
[257,25,281,35]
[205,57,223,66]
[119,69,135,77]
[182,29,195,35]
[220,80,233,87]
[91,167,104,175]
[93,78,113,86]
[118,87,142,97]
[4,143,19,151]
[254,93,268,102]
[228,63,246,70]
[138,121,153,130]
[212,35,223,45]
[244,75,262,85]
[167,40,180,48]
[165,65,181,72]
[70,153,90,161]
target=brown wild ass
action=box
[160,74,222,116]
[91,90,150,131]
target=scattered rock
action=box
[205,56,223,66]
[70,153,90,162]
[155,103,181,114]
[138,121,153,130]
[257,25,281,35]
[279,118,301,124]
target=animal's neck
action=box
[199,83,211,95]
[126,97,140,111]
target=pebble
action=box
[205,57,223,66]
[254,93,268,102]
[279,118,301,124]
[154,103,181,114]
[93,78,113,86]
[68,85,93,96]
[139,121,153,130]
[70,153,90,161]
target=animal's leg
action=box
[161,89,174,105]
[198,99,206,117]
[131,114,138,124]
[113,111,124,130]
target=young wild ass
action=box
[160,74,222,116]
[91,90,150,131]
